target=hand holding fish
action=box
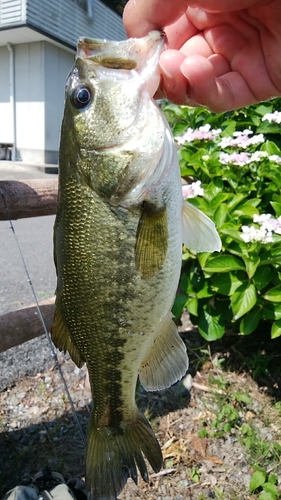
[123,0,281,112]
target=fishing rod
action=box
[0,188,86,448]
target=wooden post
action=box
[0,179,58,220]
[0,297,55,353]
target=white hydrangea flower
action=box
[268,154,281,164]
[250,151,268,162]
[241,213,281,244]
[262,111,281,124]
[240,225,273,244]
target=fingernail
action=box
[180,62,190,84]
[159,61,175,91]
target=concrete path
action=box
[0,161,57,315]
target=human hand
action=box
[123,0,281,112]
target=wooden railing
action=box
[0,179,58,352]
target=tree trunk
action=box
[0,179,58,220]
[0,297,55,353]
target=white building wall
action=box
[44,42,74,163]
[0,45,13,143]
[14,41,45,162]
[0,0,125,163]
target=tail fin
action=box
[86,411,162,500]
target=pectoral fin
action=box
[135,201,168,279]
[139,313,188,391]
[51,306,85,368]
[182,201,221,252]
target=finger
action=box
[123,0,188,37]
[163,13,198,49]
[180,55,257,111]
[188,0,269,12]
[180,33,214,58]
[208,54,231,77]
[159,50,190,104]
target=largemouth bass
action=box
[52,31,221,500]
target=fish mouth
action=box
[76,31,165,82]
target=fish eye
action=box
[70,85,92,109]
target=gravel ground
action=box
[0,336,57,392]
[1,315,281,499]
[1,163,281,500]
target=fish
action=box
[51,31,221,500]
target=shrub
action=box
[162,99,281,341]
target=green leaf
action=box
[209,192,230,210]
[214,296,233,322]
[187,197,210,213]
[185,296,198,316]
[244,254,260,279]
[220,119,236,136]
[227,193,246,211]
[213,203,228,229]
[259,247,281,267]
[253,266,273,290]
[261,139,281,156]
[231,283,257,320]
[203,179,224,202]
[198,306,225,341]
[257,492,276,500]
[239,308,262,335]
[273,441,281,452]
[180,273,192,294]
[196,282,213,298]
[211,272,247,296]
[203,255,245,273]
[267,474,277,485]
[232,392,251,404]
[271,319,281,339]
[173,121,188,135]
[270,201,281,217]
[262,482,278,495]
[263,170,281,189]
[197,252,211,269]
[172,294,188,319]
[233,203,259,218]
[262,304,281,320]
[255,103,272,116]
[264,285,281,302]
[249,470,266,492]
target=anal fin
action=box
[139,313,188,391]
[51,306,85,368]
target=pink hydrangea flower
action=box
[218,130,264,149]
[182,181,204,198]
[175,124,221,145]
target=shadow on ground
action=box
[1,324,281,497]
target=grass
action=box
[191,345,281,500]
